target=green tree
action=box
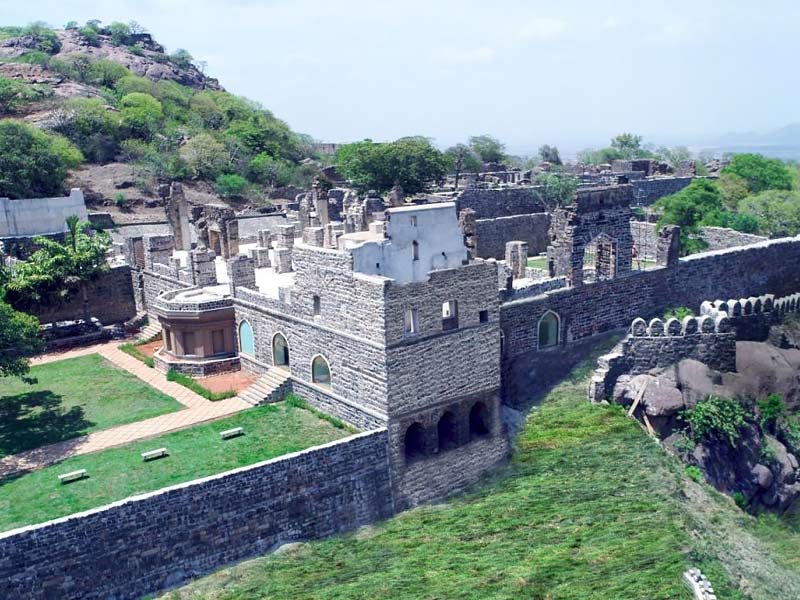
[47,98,122,163]
[249,152,293,187]
[23,22,61,54]
[0,301,45,379]
[654,145,691,168]
[215,174,249,198]
[444,144,481,189]
[611,133,644,159]
[0,120,83,198]
[107,21,132,46]
[533,172,579,210]
[722,153,793,193]
[86,59,129,88]
[0,76,26,114]
[180,133,229,179]
[336,137,448,194]
[170,48,194,69]
[538,144,562,165]
[78,25,100,47]
[738,190,800,237]
[655,179,727,255]
[119,92,163,139]
[717,172,750,210]
[5,217,111,323]
[468,134,505,164]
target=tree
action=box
[215,174,249,198]
[0,301,45,379]
[249,152,293,187]
[86,59,129,88]
[468,135,505,164]
[180,133,229,179]
[336,137,448,194]
[610,133,644,159]
[656,179,727,255]
[170,49,194,69]
[738,190,800,237]
[46,98,122,163]
[655,145,691,168]
[5,217,111,323]
[107,21,132,46]
[444,144,481,189]
[0,120,83,199]
[538,144,562,165]
[717,172,750,210]
[119,92,163,139]
[533,172,578,210]
[722,153,793,193]
[23,22,61,54]
[128,21,147,35]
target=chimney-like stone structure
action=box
[656,225,681,267]
[303,226,325,247]
[325,222,345,249]
[276,224,295,249]
[458,208,477,259]
[273,247,293,274]
[165,183,191,251]
[189,246,217,286]
[226,254,256,295]
[505,240,528,280]
[143,235,174,268]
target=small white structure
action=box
[0,188,89,238]
[141,448,168,461]
[220,427,244,439]
[343,203,468,284]
[58,469,87,484]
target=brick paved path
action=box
[0,343,250,478]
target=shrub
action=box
[23,22,61,54]
[732,491,748,510]
[78,26,100,47]
[685,465,703,483]
[757,393,785,433]
[663,306,693,321]
[760,442,777,465]
[166,369,235,401]
[681,396,749,447]
[119,92,163,139]
[86,59,129,88]
[180,133,228,179]
[114,192,126,207]
[249,153,293,187]
[47,98,122,163]
[170,49,194,69]
[216,173,248,198]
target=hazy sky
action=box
[6,1,800,154]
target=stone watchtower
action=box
[547,185,634,286]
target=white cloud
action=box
[600,16,619,30]
[517,16,566,41]
[435,46,496,65]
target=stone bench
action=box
[58,469,87,484]
[141,448,168,462]
[220,427,244,440]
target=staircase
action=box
[238,369,291,406]
[137,320,162,343]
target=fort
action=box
[3,177,800,600]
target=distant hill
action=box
[700,123,800,160]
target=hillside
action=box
[0,21,320,223]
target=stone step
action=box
[238,371,290,406]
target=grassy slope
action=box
[0,402,349,532]
[0,354,182,457]
[160,344,800,600]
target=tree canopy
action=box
[444,144,482,188]
[335,137,448,194]
[722,153,793,194]
[468,135,506,164]
[538,144,562,165]
[0,300,45,379]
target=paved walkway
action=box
[1,342,251,478]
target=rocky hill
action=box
[0,21,320,223]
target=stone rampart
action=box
[455,187,545,219]
[473,213,550,259]
[630,176,693,205]
[631,221,768,258]
[0,430,394,600]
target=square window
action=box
[479,310,489,323]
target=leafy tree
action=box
[717,172,750,210]
[654,145,691,168]
[5,217,110,323]
[655,179,727,255]
[0,120,83,198]
[78,25,100,47]
[128,21,147,35]
[216,174,249,198]
[444,144,481,189]
[249,152,293,187]
[107,21,132,46]
[610,133,644,159]
[336,137,448,194]
[0,301,45,379]
[115,74,155,97]
[119,92,163,139]
[738,190,800,237]
[23,22,61,54]
[538,144,562,165]
[722,153,793,193]
[468,134,505,164]
[170,49,194,69]
[180,133,229,179]
[47,98,122,163]
[533,172,578,210]
[64,21,79,30]
[86,59,129,88]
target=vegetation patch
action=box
[284,394,358,433]
[0,401,350,532]
[0,354,181,457]
[119,342,155,368]
[166,369,235,401]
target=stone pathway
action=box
[1,343,250,478]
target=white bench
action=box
[141,448,168,461]
[220,427,244,440]
[58,469,87,484]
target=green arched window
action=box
[239,320,255,355]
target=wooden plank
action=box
[627,379,649,418]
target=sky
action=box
[5,0,800,155]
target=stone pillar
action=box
[166,183,191,251]
[190,247,217,286]
[273,247,293,274]
[252,247,271,268]
[143,235,174,268]
[458,208,477,259]
[325,222,345,249]
[276,224,295,249]
[389,183,404,207]
[505,241,528,280]
[224,219,239,259]
[312,179,330,225]
[303,226,325,247]
[168,256,182,274]
[656,225,681,267]
[225,254,256,295]
[257,229,272,248]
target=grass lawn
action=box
[527,256,549,270]
[0,354,183,457]
[160,343,800,600]
[0,402,351,532]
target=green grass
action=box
[160,342,800,600]
[527,256,549,270]
[166,369,236,401]
[119,342,155,368]
[0,402,350,532]
[0,354,182,457]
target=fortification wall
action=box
[455,187,545,219]
[0,189,88,237]
[631,221,768,258]
[31,265,136,325]
[0,430,394,600]
[630,176,693,205]
[473,213,550,259]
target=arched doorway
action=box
[538,311,560,349]
[404,422,426,462]
[238,320,254,355]
[311,355,331,387]
[272,332,290,367]
[437,411,459,451]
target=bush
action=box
[114,192,126,207]
[119,92,163,139]
[180,133,228,179]
[663,307,693,321]
[22,22,61,54]
[170,48,194,69]
[47,98,122,163]
[681,396,749,447]
[86,59,129,88]
[0,120,83,198]
[166,369,235,401]
[215,173,248,198]
[248,152,293,187]
[78,26,100,47]
[732,491,748,510]
[685,465,703,483]
[757,393,785,433]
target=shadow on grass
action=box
[0,390,95,457]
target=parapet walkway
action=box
[0,342,250,478]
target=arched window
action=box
[469,402,490,439]
[238,320,255,355]
[404,422,426,462]
[538,311,560,348]
[272,332,290,367]
[437,411,459,451]
[311,355,331,387]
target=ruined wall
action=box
[455,187,545,218]
[473,213,550,259]
[0,431,394,600]
[31,265,136,325]
[631,221,768,258]
[630,176,693,205]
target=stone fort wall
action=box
[631,221,767,259]
[630,176,693,205]
[455,187,545,219]
[474,213,550,259]
[0,430,394,600]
